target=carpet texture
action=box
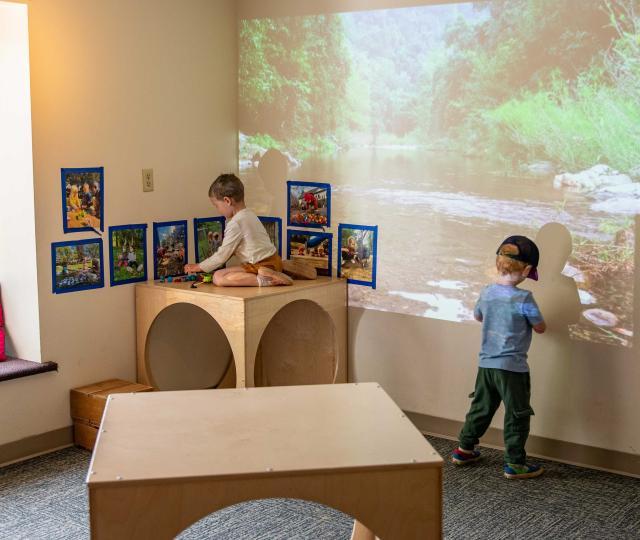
[0,436,638,539]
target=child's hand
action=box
[184,263,201,274]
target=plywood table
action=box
[87,383,443,539]
[136,277,347,388]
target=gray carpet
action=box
[0,436,638,539]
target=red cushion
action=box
[0,300,5,361]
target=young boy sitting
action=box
[184,174,292,287]
[452,235,547,479]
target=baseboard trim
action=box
[406,411,640,478]
[3,417,639,478]
[0,426,74,468]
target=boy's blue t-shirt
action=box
[474,283,544,373]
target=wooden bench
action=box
[87,383,442,539]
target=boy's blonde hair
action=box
[496,244,527,275]
[208,173,244,202]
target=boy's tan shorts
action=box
[242,253,283,274]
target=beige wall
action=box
[350,302,640,455]
[3,0,638,463]
[0,0,237,447]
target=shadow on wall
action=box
[256,148,289,218]
[524,222,585,441]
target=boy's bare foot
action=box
[282,259,317,280]
[257,267,293,286]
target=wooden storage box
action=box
[70,379,154,450]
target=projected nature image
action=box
[239,0,639,347]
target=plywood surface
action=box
[136,277,347,388]
[136,276,344,301]
[255,300,337,386]
[88,383,441,485]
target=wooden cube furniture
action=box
[135,277,347,388]
[87,383,443,539]
[70,379,153,450]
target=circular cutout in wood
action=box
[146,303,234,390]
[255,300,337,387]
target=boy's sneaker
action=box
[451,447,481,465]
[504,463,544,479]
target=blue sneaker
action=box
[451,447,481,465]
[504,463,544,479]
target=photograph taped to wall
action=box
[61,167,104,233]
[153,221,188,279]
[259,216,282,257]
[339,224,378,288]
[287,230,332,277]
[194,217,225,264]
[52,238,104,294]
[287,181,331,228]
[239,1,638,347]
[109,224,147,286]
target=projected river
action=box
[242,146,635,347]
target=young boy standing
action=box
[452,236,547,479]
[184,174,292,287]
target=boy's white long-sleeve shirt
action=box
[198,208,276,273]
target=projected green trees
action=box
[240,0,639,174]
[239,15,348,156]
[441,0,640,173]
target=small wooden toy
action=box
[70,379,153,450]
[202,274,213,284]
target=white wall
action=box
[0,0,237,446]
[0,1,41,362]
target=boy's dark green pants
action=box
[459,367,534,465]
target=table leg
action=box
[350,520,378,540]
